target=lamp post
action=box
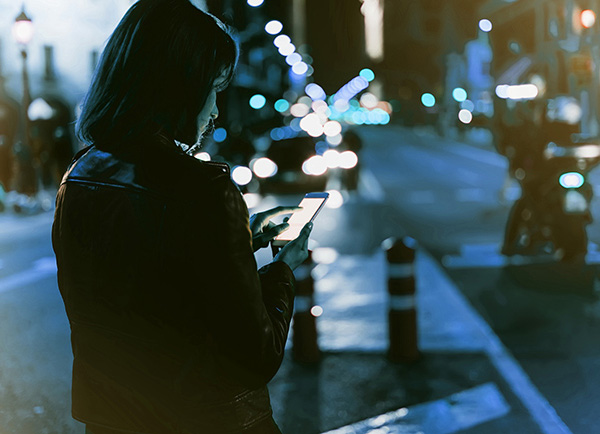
[12,6,37,196]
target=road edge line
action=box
[423,249,573,434]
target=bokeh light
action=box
[274,35,291,48]
[305,83,326,101]
[479,19,492,32]
[325,189,344,208]
[285,53,302,66]
[274,99,290,113]
[452,88,467,102]
[247,0,264,7]
[458,109,473,124]
[359,68,375,82]
[279,43,296,56]
[421,93,436,107]
[212,127,227,143]
[310,306,324,317]
[302,156,327,176]
[323,120,342,137]
[231,166,253,186]
[323,149,341,168]
[290,103,310,117]
[265,20,283,35]
[339,151,358,169]
[249,94,267,110]
[581,10,596,28]
[251,157,278,178]
[292,62,308,75]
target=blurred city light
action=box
[361,0,384,61]
[13,9,34,45]
[292,62,308,75]
[300,113,324,137]
[274,34,291,48]
[306,83,327,101]
[495,84,538,100]
[323,149,341,168]
[194,152,211,161]
[325,189,344,208]
[243,193,262,209]
[581,10,596,28]
[421,93,436,107]
[339,151,358,169]
[265,20,283,35]
[360,92,379,109]
[249,94,267,109]
[323,120,342,137]
[290,103,310,117]
[302,155,328,176]
[251,157,278,178]
[212,127,227,143]
[479,19,492,32]
[274,99,290,113]
[461,99,475,112]
[232,166,253,186]
[334,99,350,113]
[312,247,339,264]
[285,53,302,66]
[333,76,370,102]
[247,0,264,7]
[326,134,343,146]
[279,43,296,56]
[312,100,329,113]
[310,305,324,317]
[452,88,468,102]
[458,109,473,124]
[28,98,54,120]
[359,68,376,82]
[559,172,585,189]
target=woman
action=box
[52,1,311,433]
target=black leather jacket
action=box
[52,136,295,434]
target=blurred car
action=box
[251,134,329,195]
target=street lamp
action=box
[12,6,36,196]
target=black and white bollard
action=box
[292,251,320,363]
[383,237,420,363]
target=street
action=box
[1,125,599,433]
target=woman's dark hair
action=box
[76,0,238,148]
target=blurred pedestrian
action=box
[52,1,311,433]
[0,76,19,192]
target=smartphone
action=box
[271,192,329,247]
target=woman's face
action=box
[196,88,218,140]
[195,71,228,143]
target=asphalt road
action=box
[359,125,600,434]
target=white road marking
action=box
[425,249,573,434]
[322,382,510,434]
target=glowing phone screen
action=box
[274,197,326,241]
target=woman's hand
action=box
[273,222,313,271]
[249,206,301,252]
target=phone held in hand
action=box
[271,192,329,248]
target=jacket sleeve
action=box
[199,176,296,386]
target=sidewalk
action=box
[266,248,570,434]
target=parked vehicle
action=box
[502,137,600,262]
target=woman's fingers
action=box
[254,206,302,228]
